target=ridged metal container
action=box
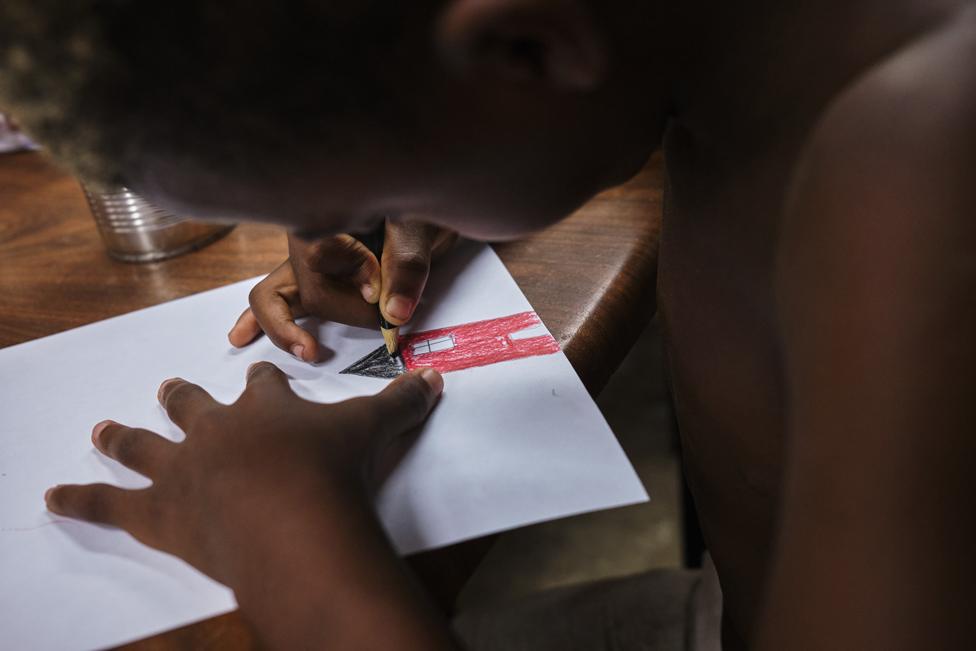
[81,184,234,263]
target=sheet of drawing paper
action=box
[0,241,648,650]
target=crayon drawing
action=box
[340,311,560,379]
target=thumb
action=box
[379,221,439,325]
[362,369,444,486]
[370,369,444,445]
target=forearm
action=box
[227,492,458,650]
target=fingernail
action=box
[44,485,60,503]
[385,296,413,322]
[91,420,114,444]
[157,378,182,404]
[419,368,444,395]
[361,284,378,303]
[246,361,266,379]
[290,344,305,361]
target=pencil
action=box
[359,224,400,358]
[379,312,400,358]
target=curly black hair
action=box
[0,1,407,187]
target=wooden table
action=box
[0,150,663,648]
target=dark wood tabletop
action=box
[0,150,663,649]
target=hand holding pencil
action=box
[228,219,456,362]
[358,224,403,358]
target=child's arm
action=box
[44,365,458,650]
[761,22,976,649]
[229,221,456,362]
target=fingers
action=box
[158,377,220,432]
[368,369,444,446]
[242,261,319,362]
[45,482,145,529]
[228,307,263,347]
[244,361,291,393]
[290,234,381,304]
[91,420,176,477]
[380,221,443,325]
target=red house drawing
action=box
[340,311,560,378]
[400,311,560,373]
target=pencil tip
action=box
[381,326,400,358]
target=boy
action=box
[2,1,974,648]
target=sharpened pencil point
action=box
[381,325,400,357]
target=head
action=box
[0,0,680,240]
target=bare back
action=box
[657,2,976,645]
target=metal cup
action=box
[81,184,234,263]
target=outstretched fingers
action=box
[91,420,177,478]
[158,377,221,432]
[244,361,292,393]
[45,482,147,529]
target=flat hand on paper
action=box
[45,363,444,623]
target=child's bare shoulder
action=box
[803,6,976,189]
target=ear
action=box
[436,0,608,91]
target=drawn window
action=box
[508,324,547,341]
[411,334,455,355]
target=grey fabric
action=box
[454,556,722,651]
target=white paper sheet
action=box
[0,242,647,650]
